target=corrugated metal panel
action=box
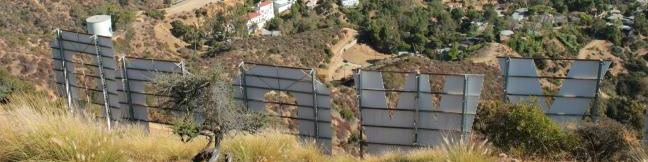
[359,71,485,154]
[232,63,332,151]
[498,58,611,123]
[51,30,120,120]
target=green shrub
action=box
[478,102,579,158]
[90,4,136,31]
[338,106,354,120]
[170,20,202,47]
[572,119,637,161]
[170,20,192,38]
[145,9,166,20]
[172,117,201,143]
[0,69,34,103]
[605,97,647,133]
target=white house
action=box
[306,0,318,8]
[246,12,263,33]
[340,0,359,8]
[512,8,528,22]
[274,0,295,14]
[257,0,275,22]
[499,30,514,42]
[246,0,276,33]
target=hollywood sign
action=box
[51,30,612,154]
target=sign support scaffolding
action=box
[56,29,75,113]
[92,35,112,130]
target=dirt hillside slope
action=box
[577,40,626,76]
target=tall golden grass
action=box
[219,129,498,162]
[11,92,618,161]
[220,129,349,162]
[0,93,205,161]
[363,136,497,162]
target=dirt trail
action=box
[577,40,626,76]
[469,43,521,66]
[165,0,222,16]
[342,44,391,66]
[318,28,361,82]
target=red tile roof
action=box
[258,0,273,7]
[246,11,261,20]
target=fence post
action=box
[503,57,511,102]
[180,60,187,76]
[461,75,469,137]
[56,29,75,113]
[239,63,249,110]
[92,35,112,131]
[592,60,604,123]
[310,69,320,141]
[355,69,364,158]
[413,72,421,146]
[120,57,135,121]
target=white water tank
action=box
[86,15,113,37]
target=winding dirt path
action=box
[469,43,521,66]
[577,40,626,75]
[342,44,391,66]
[318,28,360,82]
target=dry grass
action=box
[364,136,497,162]
[220,129,352,162]
[0,92,501,161]
[0,93,205,161]
[631,144,648,162]
[221,129,497,162]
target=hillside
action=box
[0,0,239,96]
[367,56,504,101]
[198,27,341,77]
[0,0,168,95]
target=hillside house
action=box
[512,8,528,22]
[306,0,318,8]
[257,0,275,21]
[246,12,263,33]
[554,14,567,26]
[246,0,275,33]
[340,0,359,8]
[471,21,487,32]
[499,30,514,42]
[274,0,295,14]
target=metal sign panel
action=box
[358,70,484,154]
[232,63,332,151]
[497,57,610,122]
[51,30,120,121]
[117,57,184,123]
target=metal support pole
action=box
[239,63,250,110]
[92,35,112,131]
[592,60,604,123]
[356,69,364,158]
[120,57,135,121]
[461,75,469,137]
[502,57,511,102]
[56,29,75,113]
[273,65,283,116]
[180,60,187,76]
[310,70,320,140]
[413,73,421,146]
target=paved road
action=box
[165,0,221,16]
